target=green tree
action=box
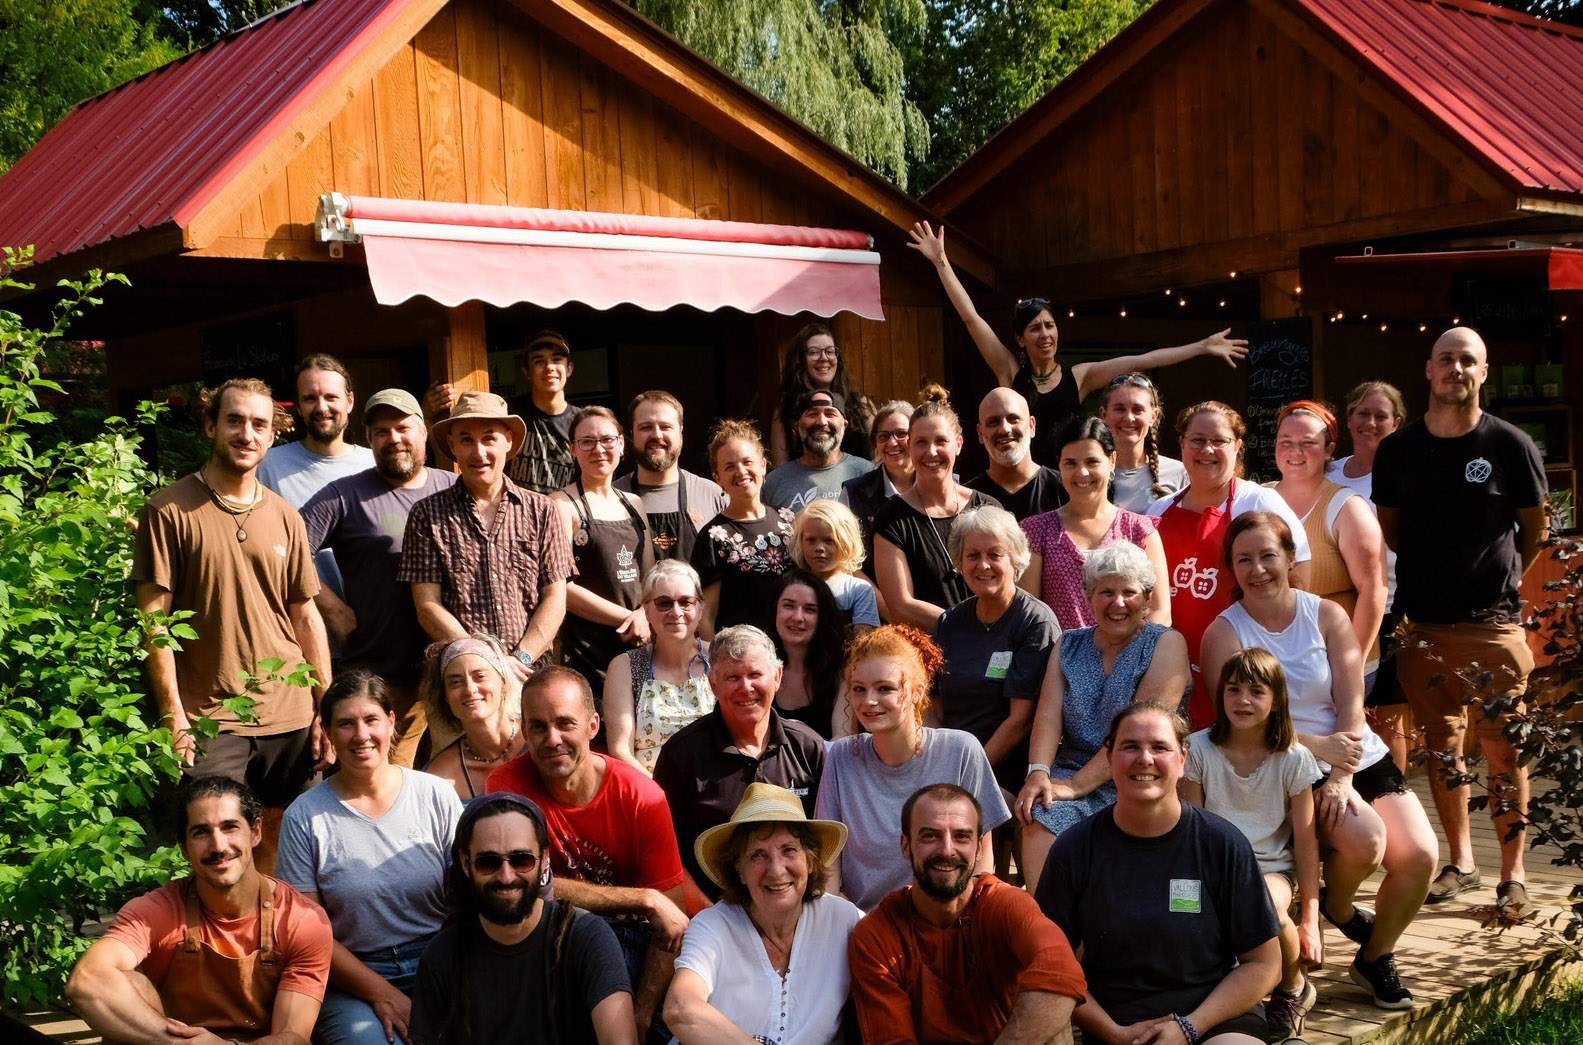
[1505,0,1583,25]
[630,0,931,189]
[0,0,181,172]
[156,0,288,46]
[902,0,1152,191]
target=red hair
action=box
[842,624,943,730]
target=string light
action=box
[1229,271,1238,278]
[1562,314,1570,323]
[1164,289,1173,296]
[1361,313,1369,320]
[1178,298,1187,307]
[1418,323,1428,332]
[1379,323,1388,332]
[1452,316,1461,324]
[1067,309,1075,318]
[1294,286,1303,295]
[1119,308,1128,318]
[1218,300,1227,308]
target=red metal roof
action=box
[1299,0,1583,195]
[0,0,419,266]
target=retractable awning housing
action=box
[317,193,885,319]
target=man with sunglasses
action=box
[486,667,687,1043]
[410,792,636,1044]
[762,389,875,512]
[966,387,1066,520]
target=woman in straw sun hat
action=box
[664,784,859,1045]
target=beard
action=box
[636,441,679,473]
[376,444,420,482]
[912,853,973,901]
[305,410,348,443]
[801,425,841,456]
[987,437,1030,468]
[475,880,535,925]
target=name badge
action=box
[985,651,1013,680]
[1169,879,1202,913]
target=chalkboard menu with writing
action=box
[1243,318,1314,483]
[199,313,295,395]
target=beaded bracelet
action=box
[1172,1012,1202,1045]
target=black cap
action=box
[795,389,846,418]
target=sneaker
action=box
[1349,951,1414,1010]
[1264,977,1318,1041]
[1319,886,1374,945]
[1495,880,1535,922]
[1425,864,1481,904]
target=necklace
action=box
[196,468,262,542]
[748,910,797,974]
[462,725,520,764]
[1030,361,1059,384]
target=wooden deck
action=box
[7,777,1579,1045]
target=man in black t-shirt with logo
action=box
[1372,327,1547,923]
[507,330,579,495]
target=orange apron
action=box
[1155,479,1238,729]
[160,876,282,1042]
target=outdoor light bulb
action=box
[1068,309,1075,317]
[1120,308,1128,317]
[1419,323,1428,332]
[1562,315,1570,323]
[1294,286,1303,295]
[1219,300,1227,308]
[1361,313,1369,320]
[1164,289,1172,296]
[1453,316,1461,324]
[1229,270,1238,278]
[1380,323,1388,332]
[1178,298,1187,307]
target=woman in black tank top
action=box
[552,408,654,695]
[907,221,1251,462]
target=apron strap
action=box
[181,879,203,954]
[257,877,278,966]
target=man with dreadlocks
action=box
[408,793,636,1044]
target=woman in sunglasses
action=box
[552,406,654,692]
[770,323,876,466]
[907,222,1248,460]
[603,559,717,775]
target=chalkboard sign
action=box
[1243,318,1314,483]
[200,312,296,395]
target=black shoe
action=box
[1425,864,1481,904]
[1349,950,1414,1010]
[1320,886,1374,946]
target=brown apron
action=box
[160,876,283,1042]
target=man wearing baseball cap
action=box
[399,389,573,681]
[761,389,875,513]
[507,330,580,495]
[300,389,458,765]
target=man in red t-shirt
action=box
[66,776,333,1044]
[488,666,687,1041]
[848,783,1085,1045]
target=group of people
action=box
[69,241,1551,1045]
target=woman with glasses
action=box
[840,400,916,578]
[1102,372,1189,512]
[552,406,654,693]
[770,323,876,466]
[1146,402,1310,727]
[907,222,1247,460]
[603,560,716,776]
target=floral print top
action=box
[689,508,796,630]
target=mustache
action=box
[203,849,242,865]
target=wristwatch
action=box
[1025,762,1051,778]
[512,649,536,669]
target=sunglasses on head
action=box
[1015,296,1051,311]
[470,849,540,874]
[650,595,701,612]
[1108,372,1155,389]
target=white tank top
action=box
[1220,590,1389,773]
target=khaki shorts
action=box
[1395,619,1533,747]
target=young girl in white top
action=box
[1182,648,1322,1042]
[790,498,880,631]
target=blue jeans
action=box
[314,937,430,1045]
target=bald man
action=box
[1372,327,1547,922]
[965,388,1066,520]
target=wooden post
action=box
[427,301,490,467]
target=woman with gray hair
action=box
[603,559,716,775]
[933,505,1060,793]
[420,634,527,801]
[1013,541,1191,891]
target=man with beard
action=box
[506,330,580,495]
[258,356,374,612]
[300,389,457,766]
[134,379,332,870]
[409,793,635,1045]
[614,390,725,562]
[1374,327,1546,922]
[848,784,1084,1045]
[487,668,687,1043]
[761,390,875,513]
[67,776,333,1044]
[966,387,1065,520]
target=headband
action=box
[440,636,505,676]
[455,792,556,900]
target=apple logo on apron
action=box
[1172,556,1220,600]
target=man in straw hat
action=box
[848,783,1085,1044]
[399,389,572,680]
[665,783,860,1044]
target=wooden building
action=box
[0,0,995,469]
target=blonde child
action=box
[790,498,879,632]
[1181,648,1323,1042]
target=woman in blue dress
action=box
[1014,542,1190,892]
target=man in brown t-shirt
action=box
[133,379,331,868]
[848,783,1085,1044]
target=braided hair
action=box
[1103,373,1171,498]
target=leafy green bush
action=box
[0,248,187,1007]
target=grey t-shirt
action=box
[1183,729,1321,876]
[762,455,876,513]
[276,767,461,955]
[257,440,376,599]
[1112,456,1188,513]
[815,727,1011,911]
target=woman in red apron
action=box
[1150,402,1312,727]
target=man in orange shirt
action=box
[848,783,1085,1045]
[66,776,333,1045]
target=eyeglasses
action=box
[1108,372,1155,389]
[875,429,910,443]
[1184,436,1235,451]
[471,849,540,874]
[650,595,701,612]
[805,346,839,360]
[575,434,622,452]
